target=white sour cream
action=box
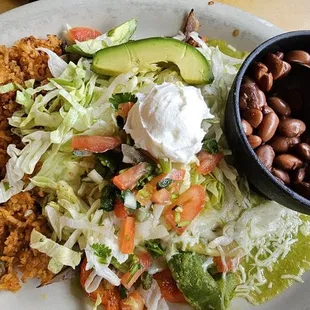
[124,83,213,163]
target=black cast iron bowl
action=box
[225,31,310,214]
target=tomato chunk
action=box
[114,200,128,219]
[119,216,135,254]
[121,252,151,290]
[197,151,223,174]
[164,185,206,234]
[117,102,135,119]
[154,269,187,304]
[213,256,240,273]
[151,188,171,205]
[68,27,102,42]
[120,290,145,310]
[80,258,120,310]
[167,169,186,181]
[113,162,148,190]
[72,135,121,153]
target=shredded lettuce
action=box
[0,82,19,94]
[66,18,137,57]
[37,48,68,77]
[30,229,81,273]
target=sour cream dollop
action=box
[124,83,213,163]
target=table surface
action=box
[0,0,309,31]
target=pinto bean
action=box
[267,97,291,116]
[278,118,306,137]
[255,145,275,171]
[296,143,310,161]
[257,112,279,142]
[243,108,264,128]
[241,119,253,136]
[274,154,303,171]
[247,135,262,149]
[271,167,290,185]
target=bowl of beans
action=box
[225,31,310,214]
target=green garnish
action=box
[100,184,118,212]
[109,92,138,109]
[202,138,220,154]
[91,243,112,264]
[95,151,122,176]
[141,271,153,290]
[3,182,10,192]
[156,178,173,190]
[144,239,165,258]
[120,285,128,299]
[176,221,191,228]
[158,158,172,173]
[174,211,181,223]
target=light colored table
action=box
[0,0,309,31]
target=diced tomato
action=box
[72,135,121,153]
[120,291,145,310]
[113,162,148,191]
[135,183,154,206]
[149,169,185,188]
[117,102,135,119]
[149,174,167,187]
[151,188,171,205]
[114,200,128,219]
[168,182,180,195]
[68,27,102,42]
[80,258,120,310]
[119,216,135,254]
[164,185,206,234]
[167,169,186,181]
[154,269,187,304]
[197,151,224,175]
[213,256,240,273]
[121,252,151,290]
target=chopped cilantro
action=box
[3,182,10,192]
[120,285,128,299]
[144,239,165,258]
[100,184,118,212]
[156,178,172,190]
[91,243,111,264]
[202,138,220,154]
[109,92,138,109]
[141,271,153,290]
[111,257,130,273]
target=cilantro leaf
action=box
[95,151,122,177]
[202,138,220,154]
[120,285,128,299]
[100,184,118,212]
[136,163,159,188]
[144,239,165,258]
[109,92,138,109]
[156,178,172,190]
[141,271,153,290]
[3,182,10,192]
[91,243,112,264]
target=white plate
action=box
[0,1,308,309]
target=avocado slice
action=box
[92,37,213,85]
[168,252,240,310]
[66,18,137,57]
[215,273,240,308]
[168,252,222,309]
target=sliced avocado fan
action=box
[92,37,213,85]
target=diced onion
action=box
[124,190,137,209]
[87,169,103,184]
